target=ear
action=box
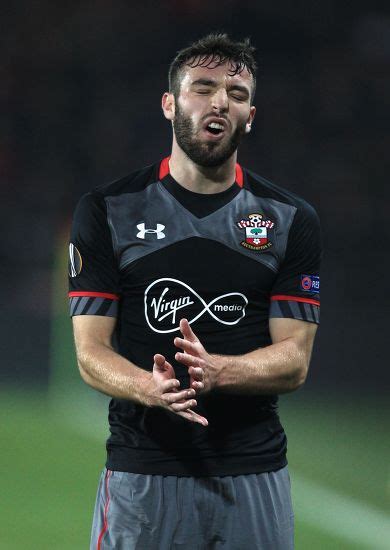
[245,105,256,134]
[162,92,175,121]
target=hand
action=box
[150,353,208,426]
[174,319,218,393]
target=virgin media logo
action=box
[144,278,248,334]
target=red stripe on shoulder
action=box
[235,163,243,187]
[68,291,120,301]
[271,294,320,306]
[159,156,171,180]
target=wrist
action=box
[211,354,231,390]
[133,371,156,407]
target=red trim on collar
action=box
[159,156,171,180]
[159,157,244,187]
[235,163,244,188]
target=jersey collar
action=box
[158,156,244,188]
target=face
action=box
[164,60,256,167]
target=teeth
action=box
[208,122,224,130]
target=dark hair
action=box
[168,33,257,101]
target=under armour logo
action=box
[136,223,165,240]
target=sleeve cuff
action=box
[68,291,119,317]
[269,295,320,324]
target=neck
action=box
[168,139,237,194]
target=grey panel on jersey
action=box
[105,182,296,274]
[90,466,294,550]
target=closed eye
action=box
[229,93,247,101]
[195,88,212,94]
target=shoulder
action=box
[73,162,159,213]
[93,162,158,198]
[243,167,320,225]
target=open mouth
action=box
[206,122,224,135]
[203,121,227,140]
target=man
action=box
[69,33,321,549]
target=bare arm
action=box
[174,317,318,395]
[72,315,208,425]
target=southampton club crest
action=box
[237,213,275,251]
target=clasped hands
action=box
[151,318,219,426]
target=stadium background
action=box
[1,1,389,548]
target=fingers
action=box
[177,409,208,427]
[179,319,199,343]
[161,386,207,422]
[153,342,207,425]
[170,398,198,412]
[174,337,198,355]
[160,378,180,393]
[188,366,204,381]
[189,366,205,391]
[175,351,204,370]
[162,387,195,405]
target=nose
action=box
[211,88,229,113]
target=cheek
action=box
[233,108,251,129]
[178,98,204,124]
[181,93,209,113]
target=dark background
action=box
[1,1,389,393]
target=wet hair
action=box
[168,33,257,101]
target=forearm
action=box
[214,337,309,395]
[71,316,207,425]
[76,342,154,405]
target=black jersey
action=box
[68,157,321,476]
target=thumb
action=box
[153,354,166,370]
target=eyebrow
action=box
[190,78,250,97]
[191,78,218,87]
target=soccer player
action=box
[69,33,321,549]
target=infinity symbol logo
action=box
[144,278,248,333]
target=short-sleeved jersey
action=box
[69,158,321,476]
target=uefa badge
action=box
[237,213,275,251]
[68,243,83,277]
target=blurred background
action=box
[1,1,389,548]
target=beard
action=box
[173,103,246,168]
